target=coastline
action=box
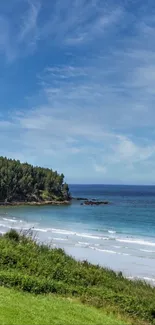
[0,196,110,207]
[0,200,71,207]
[0,198,109,207]
[0,183,155,288]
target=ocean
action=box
[0,184,155,284]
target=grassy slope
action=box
[0,286,126,325]
[0,230,154,325]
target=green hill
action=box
[0,156,70,203]
[0,286,126,325]
[0,229,155,324]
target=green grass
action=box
[0,229,155,324]
[0,286,126,325]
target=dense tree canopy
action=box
[0,157,70,202]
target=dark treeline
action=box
[0,157,70,202]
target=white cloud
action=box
[111,137,155,163]
[1,97,155,175]
[0,16,16,61]
[65,7,123,45]
[0,0,123,61]
[18,0,41,44]
[1,49,154,181]
[117,138,143,160]
[1,0,155,183]
[93,163,107,173]
[0,0,41,61]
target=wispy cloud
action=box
[0,0,41,61]
[64,7,123,45]
[18,0,41,45]
[0,0,123,61]
[1,0,155,183]
[1,62,155,182]
[0,16,15,61]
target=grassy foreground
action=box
[0,286,125,325]
[0,230,155,324]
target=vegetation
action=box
[0,230,155,325]
[0,286,126,325]
[0,156,70,203]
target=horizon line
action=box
[68,183,155,186]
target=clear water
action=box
[0,184,155,283]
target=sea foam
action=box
[116,238,155,247]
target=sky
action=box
[0,0,155,184]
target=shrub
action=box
[0,231,155,324]
[4,229,20,242]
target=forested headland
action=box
[0,157,70,204]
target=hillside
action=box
[0,286,126,325]
[0,229,155,325]
[0,157,70,204]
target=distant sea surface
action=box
[0,184,155,284]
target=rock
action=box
[72,197,88,201]
[82,200,109,206]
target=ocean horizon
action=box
[0,184,155,284]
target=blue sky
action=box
[0,0,155,184]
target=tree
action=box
[0,156,70,202]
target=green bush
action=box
[4,229,20,242]
[0,230,155,324]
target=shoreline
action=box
[64,245,155,287]
[0,198,110,207]
[0,193,154,287]
[0,200,71,207]
[0,224,154,287]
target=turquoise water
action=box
[0,185,155,283]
